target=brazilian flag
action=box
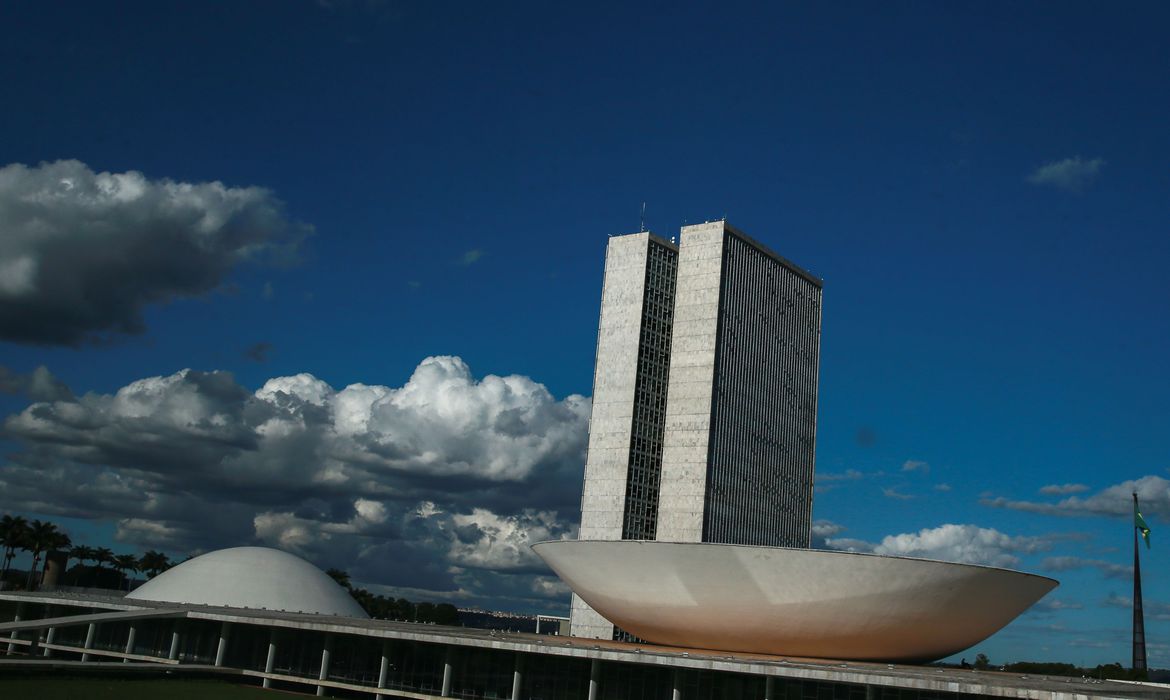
[1136,508,1152,549]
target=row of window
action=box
[703,233,820,547]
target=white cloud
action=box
[1033,598,1084,612]
[1039,483,1090,495]
[810,519,847,548]
[983,475,1170,520]
[0,159,309,345]
[902,460,929,474]
[934,483,952,492]
[873,523,1052,568]
[818,469,864,482]
[1026,156,1105,192]
[448,509,573,572]
[823,537,874,553]
[530,576,571,598]
[882,487,914,500]
[0,356,589,607]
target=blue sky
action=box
[1,1,1168,667]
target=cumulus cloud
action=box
[447,508,572,572]
[0,355,589,609]
[1026,156,1105,192]
[0,159,310,345]
[1039,483,1090,495]
[871,523,1053,568]
[810,519,847,549]
[983,476,1170,520]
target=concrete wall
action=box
[655,222,726,543]
[572,233,653,639]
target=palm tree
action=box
[89,547,115,589]
[23,520,66,590]
[112,554,139,591]
[0,515,29,581]
[139,550,171,579]
[73,544,96,565]
[94,547,114,569]
[69,545,97,585]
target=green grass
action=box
[0,677,302,699]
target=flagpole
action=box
[1133,492,1147,674]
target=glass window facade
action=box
[620,238,678,542]
[703,230,822,547]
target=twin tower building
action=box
[572,220,824,639]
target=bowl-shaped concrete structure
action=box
[532,540,1057,662]
[127,546,368,618]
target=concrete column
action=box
[123,624,137,662]
[375,640,390,700]
[37,606,52,658]
[672,668,683,700]
[214,621,232,667]
[81,623,96,662]
[764,676,775,700]
[441,647,454,697]
[43,626,56,658]
[317,634,333,697]
[588,658,601,700]
[168,625,181,661]
[865,685,877,700]
[6,604,21,655]
[511,653,523,700]
[263,629,277,689]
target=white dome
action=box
[127,546,368,618]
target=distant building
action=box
[572,221,823,639]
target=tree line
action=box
[325,568,459,625]
[0,513,174,592]
[2,513,458,626]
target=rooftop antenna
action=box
[640,202,647,232]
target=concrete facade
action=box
[572,232,678,639]
[571,221,823,640]
[658,223,822,546]
[654,223,725,543]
